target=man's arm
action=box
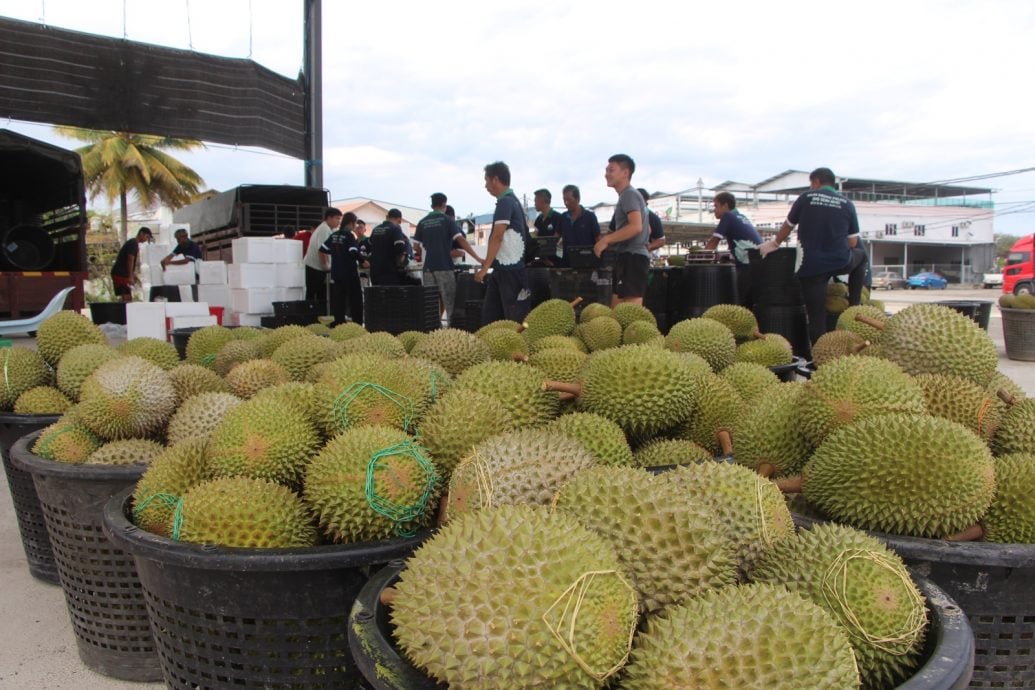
[594,210,642,257]
[454,233,484,264]
[647,235,666,251]
[475,222,507,281]
[127,253,138,283]
[704,236,721,251]
[319,244,332,271]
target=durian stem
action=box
[997,389,1017,406]
[717,429,733,456]
[511,352,529,363]
[435,496,450,527]
[854,314,886,330]
[945,524,985,542]
[752,330,765,340]
[542,380,583,396]
[756,462,776,478]
[557,391,577,402]
[379,586,399,606]
[775,475,804,493]
[517,322,528,333]
[569,296,584,307]
[851,341,871,354]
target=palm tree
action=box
[54,128,206,242]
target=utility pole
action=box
[697,178,703,222]
[303,0,323,189]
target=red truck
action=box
[1003,235,1035,295]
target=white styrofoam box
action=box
[272,238,304,263]
[126,302,167,341]
[164,302,210,318]
[158,224,190,247]
[170,314,217,330]
[142,263,164,286]
[164,263,197,285]
[232,237,275,264]
[228,263,276,289]
[198,260,228,285]
[232,288,274,314]
[274,262,305,288]
[197,284,232,309]
[273,287,305,303]
[177,285,195,302]
[141,243,171,266]
[232,312,265,327]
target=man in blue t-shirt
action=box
[705,192,763,306]
[319,211,363,325]
[414,192,484,326]
[596,153,650,307]
[475,161,531,323]
[560,184,601,266]
[759,167,868,343]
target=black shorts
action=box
[612,253,649,298]
[111,273,132,297]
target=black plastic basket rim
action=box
[793,511,1035,569]
[10,431,149,482]
[768,355,807,375]
[103,487,430,573]
[0,412,61,426]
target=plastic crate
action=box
[364,286,441,334]
[451,271,486,331]
[932,300,992,331]
[1000,307,1035,361]
[272,300,318,319]
[463,300,484,332]
[545,268,613,310]
[668,264,738,321]
[749,247,803,307]
[566,246,616,269]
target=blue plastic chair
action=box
[0,286,75,337]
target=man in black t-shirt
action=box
[477,161,532,323]
[320,211,363,325]
[368,209,414,286]
[161,228,203,267]
[111,227,153,302]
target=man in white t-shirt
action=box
[304,207,342,311]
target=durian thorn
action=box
[945,524,985,542]
[557,391,576,402]
[774,474,804,493]
[717,429,733,456]
[379,586,399,606]
[854,314,886,330]
[851,341,870,354]
[997,389,1017,406]
[569,296,584,307]
[542,380,582,396]
[757,462,776,478]
[511,352,529,363]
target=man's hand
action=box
[474,267,489,283]
[758,239,780,258]
[593,237,609,258]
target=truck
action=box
[1002,235,1035,295]
[0,130,87,317]
[172,185,329,262]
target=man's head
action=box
[713,192,737,219]
[444,205,456,220]
[174,228,190,246]
[534,189,552,214]
[484,161,511,197]
[281,227,297,239]
[809,167,837,189]
[637,188,652,204]
[562,185,581,213]
[605,154,635,190]
[325,207,343,229]
[355,219,367,236]
[135,227,153,243]
[341,211,357,229]
[430,192,448,210]
[387,208,403,223]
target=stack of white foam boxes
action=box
[228,237,305,327]
[139,242,171,295]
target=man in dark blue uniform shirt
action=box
[319,211,363,325]
[475,161,531,323]
[161,228,203,267]
[705,192,763,306]
[415,192,483,326]
[560,184,601,266]
[369,209,414,286]
[760,167,868,343]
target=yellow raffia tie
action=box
[446,450,494,516]
[2,348,11,399]
[541,569,637,683]
[975,397,994,437]
[820,549,927,655]
[755,475,774,548]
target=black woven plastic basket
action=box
[364,286,441,334]
[103,488,429,689]
[668,264,738,321]
[10,431,161,681]
[0,414,60,584]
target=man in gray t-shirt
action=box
[596,153,650,306]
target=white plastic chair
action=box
[0,286,75,336]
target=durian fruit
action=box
[167,363,230,402]
[165,391,243,446]
[719,361,781,402]
[205,396,321,488]
[836,304,887,343]
[395,330,425,353]
[417,389,514,479]
[303,425,439,543]
[185,325,235,368]
[0,346,53,409]
[35,310,106,367]
[14,386,72,415]
[270,334,337,381]
[982,453,1035,543]
[446,429,595,518]
[258,324,313,358]
[528,347,586,383]
[409,328,490,376]
[611,302,656,329]
[132,438,209,537]
[735,332,793,366]
[522,298,577,342]
[664,462,795,578]
[391,504,639,689]
[339,331,407,358]
[177,477,318,548]
[117,337,180,370]
[797,355,926,448]
[992,397,1035,456]
[868,298,885,311]
[826,280,850,314]
[674,350,714,378]
[306,322,332,337]
[229,326,266,342]
[474,319,522,338]
[880,303,998,385]
[77,356,177,440]
[664,318,736,371]
[987,371,1026,405]
[578,301,612,323]
[622,583,860,690]
[622,319,663,346]
[914,373,1002,442]
[572,344,700,438]
[328,321,368,342]
[702,303,761,339]
[632,438,712,468]
[250,381,320,424]
[87,438,165,465]
[999,294,1018,309]
[32,417,102,463]
[224,358,291,399]
[753,523,928,689]
[453,360,559,428]
[55,343,122,400]
[1017,294,1035,309]
[476,326,529,362]
[803,413,996,538]
[212,338,262,377]
[734,382,811,478]
[529,334,587,354]
[812,329,873,366]
[548,412,634,466]
[672,372,743,455]
[578,315,622,352]
[554,465,738,613]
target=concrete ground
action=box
[0,286,1030,688]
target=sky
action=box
[2,0,1035,234]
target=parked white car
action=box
[983,272,1003,289]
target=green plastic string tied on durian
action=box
[364,439,438,537]
[333,381,415,432]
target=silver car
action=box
[872,271,907,290]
